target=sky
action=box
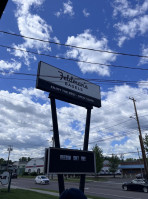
[0,0,148,162]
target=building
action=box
[99,160,110,174]
[13,161,27,175]
[25,158,44,174]
[119,161,144,177]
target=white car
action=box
[35,175,49,184]
[131,179,146,184]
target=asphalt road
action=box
[11,177,148,199]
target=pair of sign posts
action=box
[36,61,101,195]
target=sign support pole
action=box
[50,94,65,195]
[79,107,92,193]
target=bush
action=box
[30,172,37,176]
[22,172,29,176]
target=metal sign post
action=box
[79,107,92,193]
[49,94,65,195]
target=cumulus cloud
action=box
[112,0,148,46]
[11,0,53,66]
[65,30,117,76]
[113,0,148,18]
[139,45,148,65]
[55,0,74,17]
[83,9,90,17]
[0,60,21,73]
[1,82,148,160]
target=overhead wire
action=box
[1,31,148,158]
[1,43,148,71]
[1,70,148,86]
[0,30,148,59]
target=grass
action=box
[0,189,58,199]
[32,188,107,199]
[32,188,58,193]
[0,188,107,199]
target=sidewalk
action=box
[11,185,59,197]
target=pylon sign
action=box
[0,0,8,18]
[44,147,96,174]
[36,61,101,108]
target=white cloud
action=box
[13,87,47,100]
[139,45,148,65]
[63,0,74,16]
[112,0,148,46]
[65,30,117,76]
[83,9,90,17]
[1,82,148,160]
[113,0,148,18]
[0,60,21,73]
[12,0,45,16]
[11,0,53,66]
[55,0,74,17]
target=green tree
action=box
[125,158,137,162]
[143,134,148,155]
[19,157,31,162]
[0,158,6,165]
[109,154,120,178]
[92,144,103,175]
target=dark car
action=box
[122,179,148,193]
[11,173,17,179]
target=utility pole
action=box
[52,136,55,147]
[7,145,13,171]
[129,97,148,179]
[137,148,143,178]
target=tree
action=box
[19,157,31,162]
[143,134,148,155]
[0,158,6,165]
[125,158,137,162]
[109,154,120,178]
[92,144,103,175]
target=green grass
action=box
[0,188,108,199]
[86,177,109,182]
[0,189,58,199]
[32,188,58,193]
[32,188,107,199]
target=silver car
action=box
[35,175,49,184]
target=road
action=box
[11,177,148,199]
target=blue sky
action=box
[1,0,148,161]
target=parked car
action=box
[11,173,17,179]
[115,170,122,175]
[122,179,148,193]
[99,169,112,175]
[35,175,49,184]
[136,173,145,179]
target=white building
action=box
[25,158,44,174]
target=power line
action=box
[1,70,148,86]
[0,30,148,59]
[1,44,148,71]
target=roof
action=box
[119,164,144,169]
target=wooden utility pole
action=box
[129,97,148,179]
[7,145,13,171]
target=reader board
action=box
[44,147,96,174]
[36,61,101,108]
